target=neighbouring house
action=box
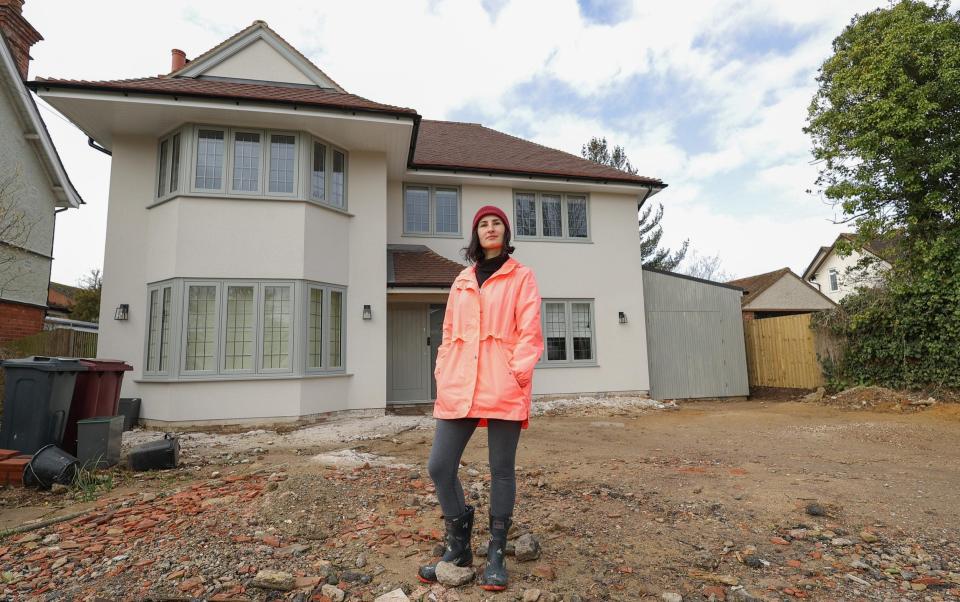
[46,281,81,318]
[32,21,669,427]
[727,268,835,320]
[0,0,82,344]
[802,233,894,303]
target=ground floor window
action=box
[540,299,596,365]
[143,279,346,380]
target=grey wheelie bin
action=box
[0,357,88,455]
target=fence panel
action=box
[3,329,98,359]
[743,313,823,389]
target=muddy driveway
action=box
[1,396,958,601]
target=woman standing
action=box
[417,205,544,591]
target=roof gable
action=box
[728,268,835,310]
[172,21,344,91]
[0,33,81,208]
[802,233,895,281]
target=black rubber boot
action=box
[479,515,511,591]
[417,504,474,583]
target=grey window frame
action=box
[266,131,300,197]
[142,278,348,381]
[829,269,839,291]
[220,282,260,375]
[537,298,598,367]
[156,127,186,202]
[192,126,228,193]
[512,191,592,242]
[402,183,462,237]
[155,125,349,210]
[143,282,175,377]
[227,129,265,196]
[308,137,349,211]
[181,280,222,376]
[330,147,348,209]
[304,283,348,374]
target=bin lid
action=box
[77,359,133,371]
[0,356,89,371]
[77,415,125,424]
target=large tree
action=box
[71,269,102,323]
[582,136,688,270]
[805,1,960,389]
[805,0,959,246]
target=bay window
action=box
[153,125,348,208]
[143,279,347,380]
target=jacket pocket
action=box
[493,338,523,392]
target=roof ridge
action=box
[477,122,663,183]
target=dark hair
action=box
[462,222,515,264]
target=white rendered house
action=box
[32,22,666,427]
[802,233,893,304]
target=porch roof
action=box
[387,245,466,288]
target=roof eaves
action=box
[0,34,83,208]
[643,266,744,292]
[28,79,418,119]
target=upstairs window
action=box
[513,191,591,240]
[829,269,839,291]
[231,132,261,193]
[403,184,461,236]
[152,125,348,207]
[195,129,225,191]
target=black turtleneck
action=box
[475,254,509,288]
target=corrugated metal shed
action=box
[642,268,749,399]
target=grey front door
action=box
[387,304,430,403]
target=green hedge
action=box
[814,233,960,391]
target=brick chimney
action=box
[171,48,186,72]
[0,0,43,80]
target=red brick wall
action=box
[0,300,45,344]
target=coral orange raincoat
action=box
[433,257,544,428]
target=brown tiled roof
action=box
[30,76,418,116]
[388,245,466,288]
[726,268,793,307]
[412,120,664,186]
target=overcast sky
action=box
[27,0,910,285]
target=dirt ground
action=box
[1,393,959,601]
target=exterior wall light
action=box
[114,304,130,321]
[618,311,628,324]
[362,304,372,320]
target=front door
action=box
[386,303,447,403]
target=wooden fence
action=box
[743,313,824,389]
[2,329,98,359]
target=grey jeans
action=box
[427,418,522,518]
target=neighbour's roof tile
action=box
[726,268,793,307]
[413,120,663,186]
[387,245,466,288]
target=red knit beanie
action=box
[472,205,510,232]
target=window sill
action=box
[514,236,593,243]
[135,372,353,383]
[147,193,353,216]
[535,362,599,369]
[401,232,463,239]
